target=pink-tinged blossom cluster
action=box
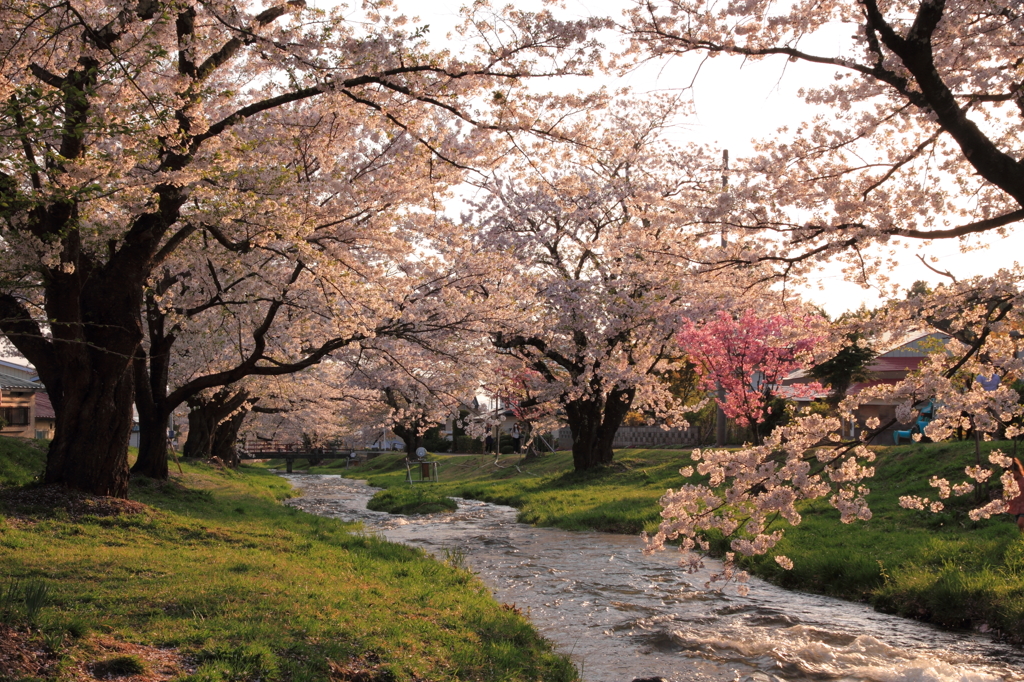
[644,413,874,573]
[676,310,825,432]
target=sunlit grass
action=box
[0,445,578,682]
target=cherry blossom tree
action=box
[0,0,603,496]
[676,310,825,445]
[131,228,515,477]
[623,0,1024,274]
[472,97,763,471]
[618,0,1024,577]
[327,327,494,458]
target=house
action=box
[0,371,42,439]
[845,330,950,442]
[33,393,56,440]
[786,330,950,443]
[0,358,38,383]
[0,357,55,440]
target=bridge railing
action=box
[239,441,386,472]
[240,441,354,456]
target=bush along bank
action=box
[304,442,1024,641]
[0,455,578,682]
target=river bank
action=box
[0,440,577,682]
[283,472,1024,682]
[296,441,1024,641]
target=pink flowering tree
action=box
[677,310,825,445]
[646,279,1024,585]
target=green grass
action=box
[0,453,578,682]
[292,444,1024,638]
[277,449,687,534]
[367,487,458,515]
[0,437,47,486]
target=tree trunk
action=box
[131,298,175,480]
[565,387,635,471]
[28,266,145,498]
[392,423,423,458]
[212,408,248,467]
[183,399,218,460]
[183,390,250,460]
[715,385,727,447]
[133,410,170,479]
[45,360,136,496]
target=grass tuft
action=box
[91,655,148,677]
[367,486,457,515]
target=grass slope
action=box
[288,444,1024,638]
[0,453,577,682]
[0,437,47,487]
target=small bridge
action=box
[239,441,381,473]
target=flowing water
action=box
[283,474,1024,682]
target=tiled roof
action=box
[35,392,55,419]
[0,371,42,391]
[868,356,924,373]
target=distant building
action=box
[33,393,55,440]
[0,358,38,383]
[0,371,42,439]
[845,331,949,443]
[786,330,950,443]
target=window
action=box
[1,407,30,426]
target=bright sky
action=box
[375,0,1024,318]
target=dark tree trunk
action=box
[45,358,136,496]
[131,295,175,479]
[183,399,217,460]
[212,408,247,467]
[183,389,249,460]
[133,412,170,479]
[1,261,148,498]
[392,423,423,458]
[565,387,635,471]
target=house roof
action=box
[868,356,924,373]
[35,393,55,419]
[0,371,42,391]
[0,358,38,381]
[871,329,949,356]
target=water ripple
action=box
[283,474,1024,682]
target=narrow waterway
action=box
[284,474,1024,682]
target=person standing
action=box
[511,423,521,454]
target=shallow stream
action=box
[284,474,1024,682]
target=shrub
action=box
[455,436,483,454]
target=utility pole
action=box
[716,149,729,447]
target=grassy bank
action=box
[0,437,48,486]
[291,443,1024,639]
[0,438,577,682]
